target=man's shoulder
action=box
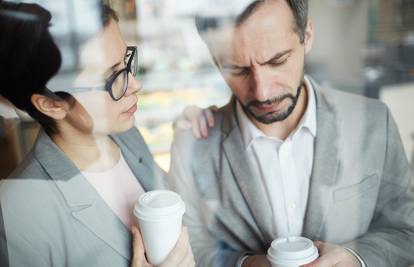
[320,87,386,109]
[317,87,388,122]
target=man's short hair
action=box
[196,0,309,44]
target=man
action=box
[169,0,414,266]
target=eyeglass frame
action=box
[67,46,138,101]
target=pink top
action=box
[82,153,145,229]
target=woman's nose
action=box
[124,72,142,96]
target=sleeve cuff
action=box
[344,247,367,267]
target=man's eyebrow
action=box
[222,64,247,70]
[219,49,293,70]
[258,49,292,65]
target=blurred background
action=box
[1,0,413,177]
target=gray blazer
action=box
[169,79,414,267]
[0,127,166,267]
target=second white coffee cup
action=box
[134,190,186,266]
[267,237,319,267]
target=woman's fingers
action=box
[176,227,195,267]
[198,111,209,138]
[159,227,192,267]
[174,105,218,138]
[204,107,216,128]
[130,226,151,267]
[180,235,195,267]
[173,117,192,131]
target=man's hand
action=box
[241,255,270,267]
[303,241,361,267]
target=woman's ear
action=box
[304,19,314,55]
[30,93,69,120]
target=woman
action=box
[0,1,195,266]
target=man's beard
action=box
[241,82,304,124]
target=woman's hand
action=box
[130,226,195,267]
[130,226,152,267]
[158,227,195,267]
[173,105,218,138]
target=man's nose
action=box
[250,68,272,101]
[124,72,142,97]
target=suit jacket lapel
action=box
[34,131,131,260]
[303,85,340,240]
[111,130,162,191]
[221,99,274,244]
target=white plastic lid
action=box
[134,190,186,221]
[267,237,319,266]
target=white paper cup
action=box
[267,237,319,267]
[133,190,186,266]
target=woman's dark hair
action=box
[0,1,119,134]
[0,1,62,134]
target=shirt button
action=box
[289,202,297,209]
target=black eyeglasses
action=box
[70,46,138,101]
[106,46,138,100]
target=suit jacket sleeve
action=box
[344,107,414,266]
[0,201,50,267]
[168,131,247,267]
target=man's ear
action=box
[304,19,314,54]
[30,94,69,120]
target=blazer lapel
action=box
[111,130,162,191]
[221,100,275,244]
[303,86,340,240]
[34,131,131,260]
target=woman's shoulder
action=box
[1,151,50,202]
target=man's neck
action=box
[51,126,120,172]
[249,83,309,140]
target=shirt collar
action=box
[236,75,317,149]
